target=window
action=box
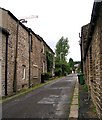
[22,65,26,80]
[42,45,45,54]
[33,64,38,78]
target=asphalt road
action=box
[2,74,77,119]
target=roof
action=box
[94,0,102,2]
[0,7,30,33]
[36,34,55,54]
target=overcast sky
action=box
[0,0,94,61]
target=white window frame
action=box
[33,64,38,78]
[43,45,45,54]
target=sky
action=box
[0,0,94,61]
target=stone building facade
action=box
[1,8,30,95]
[28,31,42,87]
[80,2,102,118]
[36,35,55,77]
[0,8,55,96]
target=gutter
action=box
[28,28,31,88]
[5,33,9,95]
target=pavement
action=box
[78,84,99,119]
[69,75,99,120]
[69,76,79,119]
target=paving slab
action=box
[69,110,78,118]
[72,99,78,105]
[69,79,79,119]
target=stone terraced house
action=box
[0,8,55,96]
[80,1,102,118]
[36,35,55,77]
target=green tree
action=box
[69,58,74,68]
[55,36,70,76]
[55,36,69,62]
[68,58,74,73]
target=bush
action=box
[41,72,52,81]
[55,68,62,76]
[83,84,88,92]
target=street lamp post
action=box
[19,19,27,23]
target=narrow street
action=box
[2,74,77,119]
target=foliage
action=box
[83,84,88,92]
[67,62,72,74]
[69,58,74,71]
[55,36,81,76]
[55,68,62,76]
[55,36,70,76]
[46,50,53,73]
[55,36,70,61]
[41,72,52,81]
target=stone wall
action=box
[81,24,89,83]
[16,25,29,90]
[0,11,2,96]
[30,33,41,86]
[6,13,17,94]
[1,8,55,96]
[81,2,102,118]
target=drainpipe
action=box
[0,27,10,96]
[5,34,9,95]
[28,28,31,88]
[79,33,83,73]
[13,20,19,92]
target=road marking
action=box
[38,95,60,104]
[51,87,70,90]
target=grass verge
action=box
[82,84,88,92]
